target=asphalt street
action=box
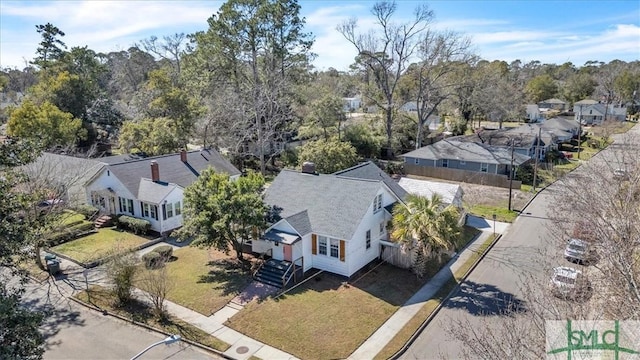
[400,123,639,359]
[15,276,218,360]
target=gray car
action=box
[564,238,595,264]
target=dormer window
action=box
[373,194,383,213]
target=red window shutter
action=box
[339,240,345,262]
[311,234,317,255]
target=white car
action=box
[613,168,629,180]
[550,266,592,300]
[564,238,595,264]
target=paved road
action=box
[400,123,639,359]
[17,277,218,360]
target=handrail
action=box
[282,256,304,289]
[252,248,273,277]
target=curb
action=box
[390,233,503,360]
[68,296,235,360]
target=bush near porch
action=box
[135,246,253,316]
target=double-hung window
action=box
[366,230,371,249]
[442,159,449,168]
[174,201,182,216]
[379,221,385,235]
[480,163,488,173]
[167,204,174,218]
[330,239,339,258]
[373,194,383,213]
[318,236,327,255]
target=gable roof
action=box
[264,170,383,240]
[542,117,579,132]
[137,178,178,203]
[574,99,598,105]
[102,149,240,198]
[540,98,566,104]
[334,161,407,201]
[401,138,530,166]
[397,177,462,206]
[25,152,105,188]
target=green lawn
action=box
[136,246,253,316]
[51,228,150,264]
[57,210,87,226]
[226,227,480,359]
[467,204,518,223]
[74,285,230,352]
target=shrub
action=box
[74,204,99,219]
[153,245,173,260]
[142,252,162,269]
[117,215,151,235]
[47,222,95,245]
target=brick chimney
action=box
[180,149,187,163]
[150,160,159,182]
[301,161,316,174]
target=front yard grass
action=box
[226,226,481,360]
[74,285,230,352]
[136,246,253,316]
[51,227,150,264]
[467,204,518,222]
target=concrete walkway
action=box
[46,216,508,360]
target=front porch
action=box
[252,228,305,289]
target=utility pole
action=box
[508,140,515,211]
[577,104,583,159]
[533,126,541,190]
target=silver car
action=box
[564,238,594,265]
[550,266,592,300]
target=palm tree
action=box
[391,193,461,277]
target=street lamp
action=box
[130,334,181,360]
[492,213,497,238]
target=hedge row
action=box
[142,245,173,268]
[117,215,151,235]
[73,204,99,219]
[47,222,95,245]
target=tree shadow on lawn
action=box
[197,258,253,297]
[443,280,526,316]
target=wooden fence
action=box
[403,164,522,189]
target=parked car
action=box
[549,266,592,300]
[613,168,629,180]
[564,238,597,265]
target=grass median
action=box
[374,233,498,360]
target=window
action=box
[366,230,371,249]
[174,201,181,216]
[442,159,449,168]
[127,199,134,214]
[143,203,150,217]
[480,163,488,173]
[319,236,327,255]
[373,194,383,213]
[330,239,339,258]
[119,197,134,214]
[414,158,419,165]
[459,160,466,166]
[150,204,158,220]
[167,203,174,218]
[379,221,385,235]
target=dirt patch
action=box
[405,174,534,211]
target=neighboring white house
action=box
[526,104,542,123]
[573,99,627,125]
[538,98,567,111]
[253,163,404,277]
[343,97,361,112]
[397,177,464,209]
[400,101,418,112]
[29,149,241,234]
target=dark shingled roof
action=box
[264,170,383,240]
[401,139,531,166]
[334,161,408,201]
[103,149,240,198]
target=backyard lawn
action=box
[136,246,253,316]
[51,228,150,264]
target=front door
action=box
[283,244,292,262]
[108,195,117,215]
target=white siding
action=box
[301,234,313,272]
[311,233,349,276]
[159,187,184,233]
[85,170,137,215]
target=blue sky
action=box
[1,0,639,71]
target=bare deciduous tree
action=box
[138,262,173,321]
[338,0,433,157]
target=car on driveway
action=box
[564,238,596,265]
[550,266,592,300]
[613,168,630,180]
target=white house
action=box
[343,97,361,112]
[526,104,542,123]
[29,149,241,234]
[397,177,464,209]
[252,163,405,278]
[574,99,627,125]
